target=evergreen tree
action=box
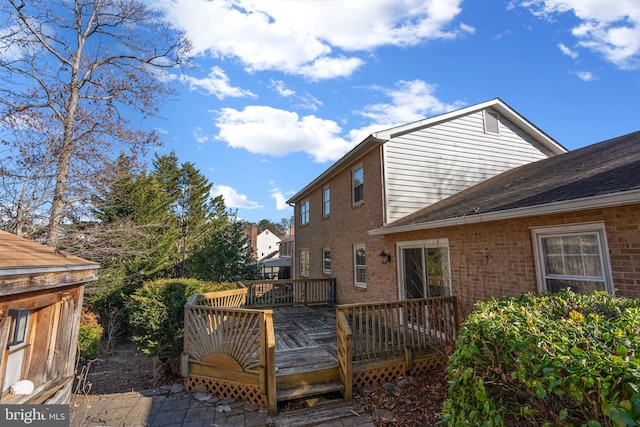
[187,208,259,282]
[90,157,177,289]
[151,152,213,276]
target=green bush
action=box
[443,290,640,427]
[127,278,235,359]
[77,324,103,365]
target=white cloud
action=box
[215,106,355,163]
[558,43,578,58]
[270,187,292,211]
[154,0,464,79]
[358,80,466,126]
[519,0,640,69]
[212,184,262,209]
[214,79,464,162]
[181,66,255,99]
[460,23,476,34]
[191,127,209,144]
[298,56,365,81]
[574,71,596,81]
[270,80,295,97]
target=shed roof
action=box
[0,230,99,276]
[371,130,640,235]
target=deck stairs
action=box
[273,306,343,403]
[276,365,343,402]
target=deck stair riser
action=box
[276,379,344,402]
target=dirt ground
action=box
[75,340,449,426]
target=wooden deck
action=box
[273,305,337,376]
[182,284,458,415]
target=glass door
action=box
[400,242,451,300]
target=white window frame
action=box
[322,247,331,274]
[300,248,310,277]
[300,200,309,225]
[352,164,364,205]
[323,186,330,217]
[396,239,452,300]
[354,243,366,288]
[531,222,614,295]
[3,310,31,394]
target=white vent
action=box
[484,110,500,134]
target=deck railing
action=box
[336,296,458,388]
[182,282,458,413]
[182,292,277,414]
[237,278,335,307]
[337,296,458,362]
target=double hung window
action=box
[354,244,366,288]
[300,200,309,225]
[532,223,613,295]
[352,165,364,205]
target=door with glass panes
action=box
[399,240,451,300]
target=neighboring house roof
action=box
[288,98,566,203]
[371,130,640,235]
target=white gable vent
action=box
[484,110,500,134]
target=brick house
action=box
[287,98,566,304]
[370,130,640,315]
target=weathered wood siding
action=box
[384,109,556,222]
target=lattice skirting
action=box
[185,375,267,407]
[352,362,406,390]
[408,354,448,377]
[352,353,448,391]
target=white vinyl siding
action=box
[384,109,556,222]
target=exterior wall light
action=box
[379,251,391,264]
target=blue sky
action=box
[144,0,640,224]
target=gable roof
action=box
[288,98,566,203]
[371,130,640,235]
[0,230,99,276]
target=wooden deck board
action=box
[272,305,338,376]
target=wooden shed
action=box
[0,231,99,404]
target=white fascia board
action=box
[286,134,384,203]
[373,98,566,156]
[368,189,640,236]
[0,263,101,277]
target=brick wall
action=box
[294,146,399,303]
[386,204,640,316]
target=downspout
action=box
[287,201,296,279]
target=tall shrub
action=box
[443,290,640,427]
[128,278,235,359]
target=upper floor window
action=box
[354,243,366,288]
[323,187,330,217]
[532,223,613,295]
[352,165,364,205]
[323,248,331,274]
[300,200,309,225]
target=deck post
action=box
[336,310,353,400]
[263,311,277,415]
